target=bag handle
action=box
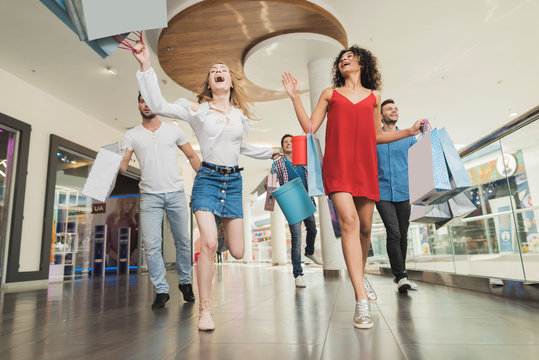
[283,156,301,178]
[419,119,433,138]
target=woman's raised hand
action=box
[132,37,151,71]
[282,72,300,99]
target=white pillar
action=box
[242,197,254,263]
[308,58,345,273]
[270,202,287,265]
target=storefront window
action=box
[49,145,141,281]
[0,125,19,284]
[500,120,539,281]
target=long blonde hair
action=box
[196,63,255,120]
[114,197,138,226]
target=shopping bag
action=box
[306,132,325,197]
[448,192,476,218]
[434,193,477,229]
[272,178,316,225]
[264,173,279,211]
[66,0,167,41]
[408,128,452,205]
[40,0,157,58]
[82,147,123,202]
[431,127,472,203]
[409,202,451,224]
[327,199,341,238]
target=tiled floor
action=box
[1,263,538,359]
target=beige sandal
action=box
[198,299,215,331]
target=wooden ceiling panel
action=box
[158,0,347,101]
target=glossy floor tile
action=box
[1,263,538,360]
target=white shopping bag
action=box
[72,0,167,41]
[82,146,123,202]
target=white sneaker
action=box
[305,253,323,265]
[397,278,412,293]
[354,299,374,329]
[363,276,377,302]
[295,275,306,288]
[409,280,418,291]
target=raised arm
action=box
[282,72,331,133]
[179,142,201,172]
[373,92,425,144]
[240,141,279,160]
[132,37,198,120]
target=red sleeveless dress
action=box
[322,90,380,201]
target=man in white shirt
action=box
[120,93,201,309]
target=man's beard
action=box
[140,110,156,120]
[383,118,397,125]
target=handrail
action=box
[461,205,539,223]
[459,105,539,158]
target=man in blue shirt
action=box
[273,134,322,288]
[376,99,418,293]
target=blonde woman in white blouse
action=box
[132,38,278,331]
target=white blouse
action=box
[136,68,274,167]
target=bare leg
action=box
[194,211,218,331]
[330,192,367,301]
[194,211,218,302]
[221,218,245,259]
[354,197,375,271]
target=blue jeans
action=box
[140,190,191,293]
[288,214,317,278]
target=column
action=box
[270,202,287,265]
[308,58,346,274]
[242,196,255,263]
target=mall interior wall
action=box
[0,66,126,275]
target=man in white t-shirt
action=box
[120,93,201,310]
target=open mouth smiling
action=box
[215,75,225,82]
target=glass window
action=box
[49,146,141,281]
[0,125,19,283]
[500,120,539,282]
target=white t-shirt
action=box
[121,122,188,194]
[136,67,273,167]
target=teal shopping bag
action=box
[306,133,325,197]
[432,127,472,203]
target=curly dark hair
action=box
[331,45,382,90]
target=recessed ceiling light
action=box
[106,67,119,76]
[509,112,518,117]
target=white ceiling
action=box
[1,0,538,197]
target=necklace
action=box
[209,102,232,125]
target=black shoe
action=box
[151,293,170,309]
[179,283,196,303]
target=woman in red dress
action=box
[282,46,424,329]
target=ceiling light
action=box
[509,112,518,117]
[106,67,119,76]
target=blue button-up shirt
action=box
[377,129,417,202]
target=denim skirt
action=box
[191,163,243,218]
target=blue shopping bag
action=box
[408,127,452,205]
[306,133,325,197]
[433,127,472,202]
